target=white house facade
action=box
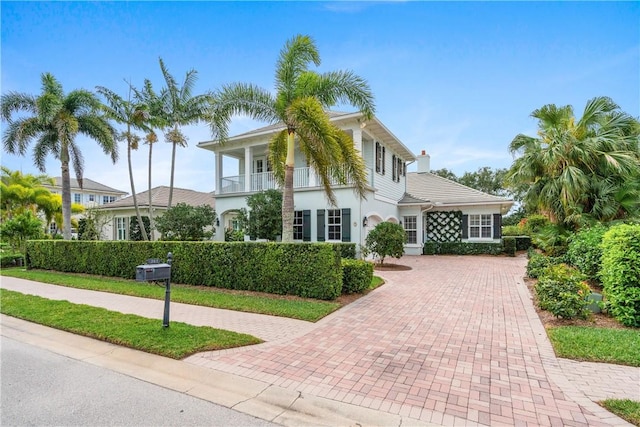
[197,112,513,255]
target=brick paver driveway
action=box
[188,255,629,426]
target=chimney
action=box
[417,150,430,173]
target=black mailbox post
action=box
[136,252,173,328]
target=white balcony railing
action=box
[218,167,372,195]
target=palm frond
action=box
[316,70,375,119]
[275,34,320,100]
[76,114,118,163]
[68,141,85,185]
[3,117,42,155]
[1,92,37,121]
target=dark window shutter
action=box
[392,154,397,181]
[375,142,380,173]
[317,209,325,242]
[382,147,386,175]
[341,208,351,242]
[461,214,469,239]
[302,210,311,241]
[493,213,502,239]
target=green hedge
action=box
[341,259,373,294]
[336,243,357,259]
[503,237,516,257]
[599,224,640,327]
[26,241,343,300]
[514,236,532,251]
[423,241,504,255]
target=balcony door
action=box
[253,157,272,191]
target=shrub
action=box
[341,259,373,294]
[337,243,357,259]
[503,237,516,256]
[566,224,608,280]
[535,263,591,319]
[423,241,503,255]
[524,214,550,234]
[26,241,343,300]
[599,224,640,327]
[502,225,525,236]
[515,236,532,251]
[365,222,406,265]
[526,251,565,278]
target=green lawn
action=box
[1,268,342,322]
[1,289,261,359]
[547,326,640,367]
[600,399,640,426]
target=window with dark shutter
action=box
[303,210,311,241]
[461,214,469,239]
[341,208,351,242]
[317,210,325,242]
[493,213,502,239]
[392,155,397,181]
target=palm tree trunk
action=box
[167,124,179,209]
[281,130,296,242]
[60,160,72,240]
[129,136,148,241]
[147,139,155,240]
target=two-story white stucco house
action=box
[197,111,513,255]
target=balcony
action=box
[218,167,372,195]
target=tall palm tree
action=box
[1,73,118,239]
[506,96,640,226]
[156,58,211,208]
[209,34,375,242]
[134,79,164,240]
[97,84,150,241]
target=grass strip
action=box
[1,268,340,322]
[600,399,640,426]
[547,326,640,367]
[1,289,262,359]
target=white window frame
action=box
[469,214,492,239]
[74,193,81,203]
[375,142,386,175]
[116,217,127,241]
[88,194,95,202]
[293,210,303,241]
[403,216,417,244]
[327,209,341,241]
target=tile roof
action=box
[400,172,513,206]
[101,186,215,210]
[49,177,127,194]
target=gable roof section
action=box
[400,172,513,207]
[100,186,215,210]
[48,177,127,195]
[197,111,416,161]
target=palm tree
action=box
[1,73,118,239]
[0,166,54,220]
[97,84,150,241]
[134,79,164,240]
[208,34,375,242]
[506,96,640,226]
[156,58,211,208]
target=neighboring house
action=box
[43,177,128,235]
[99,186,215,241]
[197,111,513,255]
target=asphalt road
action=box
[0,336,278,427]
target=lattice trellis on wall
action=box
[426,211,463,243]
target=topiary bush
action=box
[503,237,516,256]
[599,224,640,327]
[341,259,373,294]
[365,222,406,265]
[566,224,608,280]
[535,263,591,320]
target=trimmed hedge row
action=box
[423,241,504,255]
[26,241,343,300]
[341,259,373,294]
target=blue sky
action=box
[2,1,638,194]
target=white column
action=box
[352,127,363,153]
[244,146,251,192]
[215,152,223,193]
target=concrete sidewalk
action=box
[1,255,638,426]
